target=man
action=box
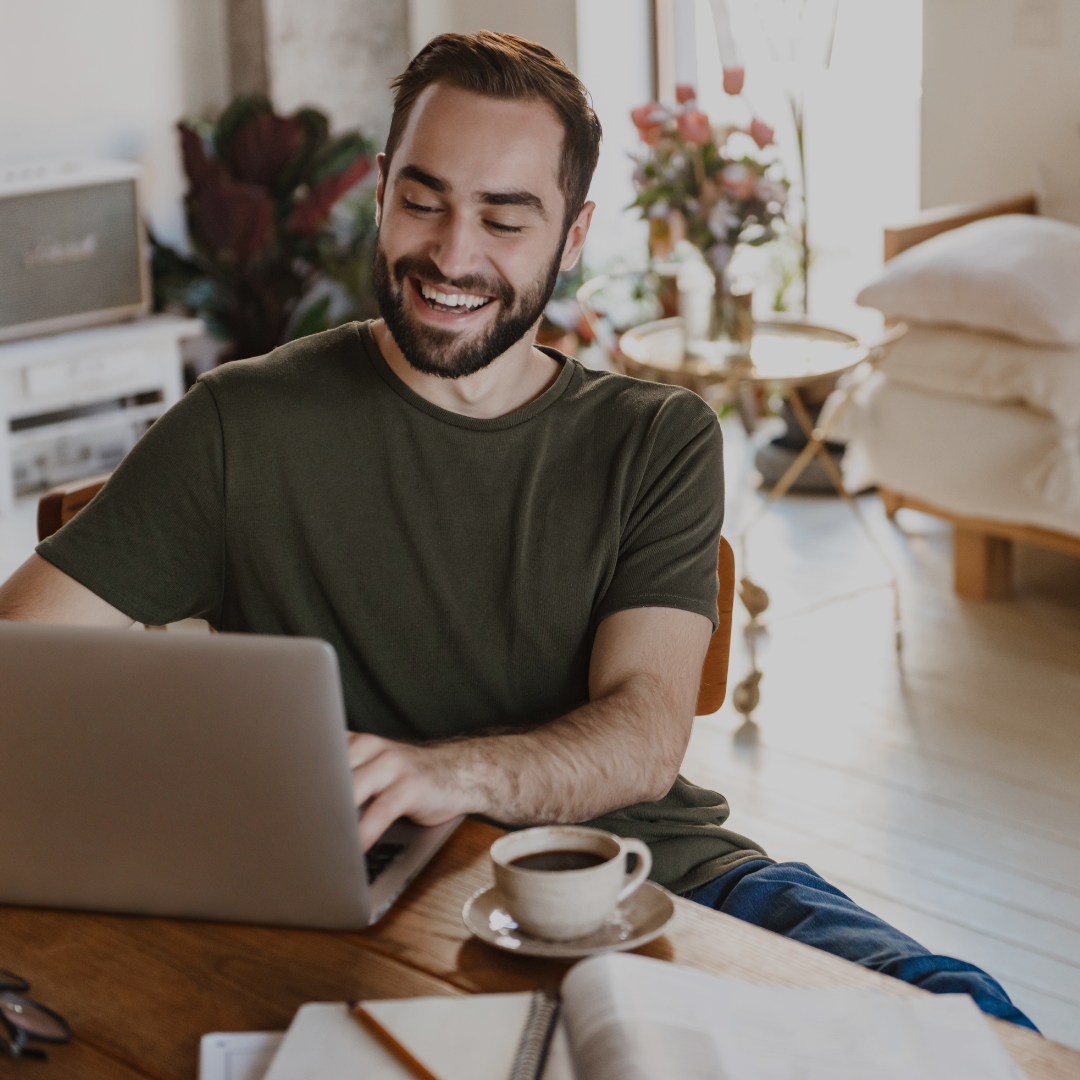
[0,32,1034,1030]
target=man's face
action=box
[374,84,574,379]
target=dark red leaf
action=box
[286,155,371,234]
[226,112,306,187]
[178,123,221,189]
[194,176,274,263]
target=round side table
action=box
[618,316,908,718]
[618,317,869,495]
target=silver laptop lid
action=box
[0,622,371,929]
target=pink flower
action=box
[631,104,656,128]
[677,110,712,146]
[749,118,775,149]
[631,103,667,145]
[675,84,697,105]
[723,66,745,95]
[639,122,665,145]
[719,164,757,200]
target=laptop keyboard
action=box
[366,841,405,885]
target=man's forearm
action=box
[440,674,690,825]
[0,555,133,626]
[349,673,695,849]
[349,605,712,848]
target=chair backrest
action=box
[38,478,735,711]
[37,474,110,542]
[696,537,735,716]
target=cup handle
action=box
[616,838,653,902]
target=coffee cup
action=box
[490,825,652,941]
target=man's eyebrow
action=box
[479,190,547,218]
[396,164,447,193]
[396,165,547,219]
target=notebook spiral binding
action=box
[507,990,560,1080]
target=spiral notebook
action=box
[200,994,568,1080]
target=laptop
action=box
[0,622,461,929]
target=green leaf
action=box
[289,294,333,340]
[309,132,377,186]
[273,107,331,196]
[214,93,273,162]
[149,231,206,311]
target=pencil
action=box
[353,1003,442,1080]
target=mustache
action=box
[391,253,515,307]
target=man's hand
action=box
[349,733,475,851]
[347,605,713,850]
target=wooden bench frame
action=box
[880,193,1080,598]
[879,486,1080,599]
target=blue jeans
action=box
[685,860,1038,1031]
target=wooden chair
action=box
[697,537,735,715]
[38,474,163,629]
[37,474,111,543]
[38,477,736,710]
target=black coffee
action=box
[510,850,609,872]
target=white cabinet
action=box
[0,316,202,514]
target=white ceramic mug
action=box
[490,825,653,941]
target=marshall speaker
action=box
[0,159,151,344]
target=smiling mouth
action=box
[415,279,495,315]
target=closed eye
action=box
[485,220,524,235]
[403,198,440,214]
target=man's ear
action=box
[375,152,387,228]
[560,200,595,272]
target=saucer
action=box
[462,881,675,959]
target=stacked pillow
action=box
[856,213,1080,346]
[854,213,1080,510]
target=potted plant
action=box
[152,94,378,364]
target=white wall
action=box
[922,0,1080,209]
[264,0,409,146]
[0,0,229,250]
[576,0,652,272]
[406,0,578,69]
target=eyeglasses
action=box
[0,969,71,1061]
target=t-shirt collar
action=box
[354,320,577,431]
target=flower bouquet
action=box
[630,84,788,340]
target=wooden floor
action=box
[3,434,1079,1047]
[683,421,1080,1049]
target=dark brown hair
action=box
[384,31,602,232]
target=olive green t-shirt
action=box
[37,321,768,892]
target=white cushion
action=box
[857,214,1080,345]
[877,322,1080,429]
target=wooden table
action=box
[2,820,1077,1079]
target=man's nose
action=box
[427,211,484,283]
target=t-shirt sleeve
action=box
[596,397,725,630]
[35,381,226,625]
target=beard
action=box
[372,240,563,380]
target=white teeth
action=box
[419,282,489,310]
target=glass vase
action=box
[713,270,754,359]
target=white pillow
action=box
[878,321,1080,429]
[856,214,1080,345]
